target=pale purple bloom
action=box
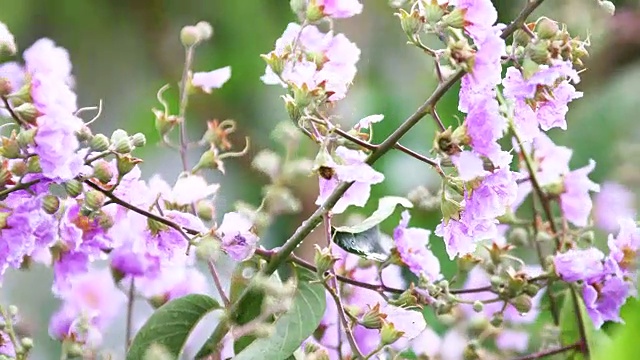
[134,256,208,302]
[463,97,509,167]
[217,212,259,261]
[0,331,15,357]
[560,160,600,227]
[608,218,640,274]
[170,175,220,206]
[192,66,231,93]
[313,0,363,19]
[24,38,73,82]
[316,146,384,214]
[583,276,630,329]
[456,0,498,43]
[393,211,441,280]
[435,214,496,260]
[452,151,488,181]
[0,61,24,92]
[262,23,360,101]
[496,329,529,353]
[595,182,637,233]
[407,328,442,358]
[465,168,518,219]
[524,134,573,186]
[33,112,85,181]
[354,114,384,131]
[554,248,605,283]
[50,268,126,345]
[380,303,427,338]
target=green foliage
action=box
[233,266,326,360]
[592,298,640,360]
[126,294,221,360]
[559,289,610,360]
[332,196,412,261]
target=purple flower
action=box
[24,38,73,82]
[315,146,384,214]
[192,66,231,93]
[393,211,441,280]
[583,276,630,329]
[608,218,640,274]
[216,212,259,261]
[463,97,509,167]
[109,211,160,277]
[452,151,488,181]
[50,268,126,345]
[554,248,605,283]
[560,160,600,227]
[595,182,637,233]
[435,213,496,259]
[313,0,363,19]
[33,111,85,181]
[0,331,15,358]
[456,0,498,43]
[262,23,360,101]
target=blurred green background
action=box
[1,0,639,358]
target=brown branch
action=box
[510,342,581,360]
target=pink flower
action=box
[496,330,529,353]
[216,212,259,261]
[595,182,637,233]
[315,146,384,214]
[393,211,441,280]
[452,151,488,181]
[192,66,231,93]
[560,159,600,227]
[608,218,640,274]
[457,0,498,43]
[554,248,605,283]
[312,0,363,19]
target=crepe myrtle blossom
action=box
[315,146,384,214]
[261,23,360,101]
[595,182,637,233]
[559,159,600,227]
[450,0,499,43]
[216,212,259,261]
[608,218,640,275]
[583,275,631,329]
[553,248,606,283]
[191,66,231,93]
[457,97,510,168]
[49,269,126,346]
[149,173,220,208]
[502,61,582,138]
[305,0,363,19]
[393,210,441,281]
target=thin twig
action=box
[430,108,446,132]
[510,341,581,360]
[1,96,27,128]
[324,282,364,359]
[125,279,135,351]
[178,46,195,172]
[207,259,230,307]
[0,180,40,198]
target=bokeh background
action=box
[1,0,639,358]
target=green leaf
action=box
[333,196,412,233]
[233,266,326,360]
[196,260,283,358]
[559,289,610,360]
[126,294,222,360]
[592,297,640,360]
[332,226,392,261]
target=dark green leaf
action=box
[333,196,413,234]
[233,266,326,360]
[559,289,610,360]
[332,226,392,261]
[126,294,221,360]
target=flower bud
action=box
[261,52,286,77]
[290,0,306,14]
[27,156,41,173]
[97,211,115,230]
[511,294,533,314]
[0,167,11,187]
[360,303,388,330]
[20,337,33,350]
[0,136,21,159]
[90,134,110,152]
[42,195,60,215]
[282,95,302,123]
[0,212,9,229]
[524,283,540,297]
[0,78,12,97]
[64,179,84,198]
[599,0,615,15]
[113,136,133,154]
[435,300,453,315]
[535,231,553,243]
[252,149,281,180]
[180,25,201,47]
[305,1,325,22]
[380,322,404,345]
[192,148,223,173]
[509,227,529,246]
[0,22,17,55]
[8,305,18,316]
[93,161,113,183]
[131,133,146,148]
[457,254,482,272]
[440,193,462,225]
[388,287,420,308]
[196,21,213,41]
[76,125,93,142]
[442,8,465,28]
[16,128,36,148]
[535,17,559,39]
[472,300,484,313]
[12,103,38,124]
[395,9,423,37]
[196,200,215,221]
[463,342,480,360]
[314,245,338,277]
[110,129,129,144]
[527,40,551,65]
[11,161,26,177]
[423,3,444,23]
[580,230,595,244]
[490,312,503,327]
[513,28,532,46]
[85,189,106,210]
[149,295,168,309]
[147,218,169,234]
[153,108,178,136]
